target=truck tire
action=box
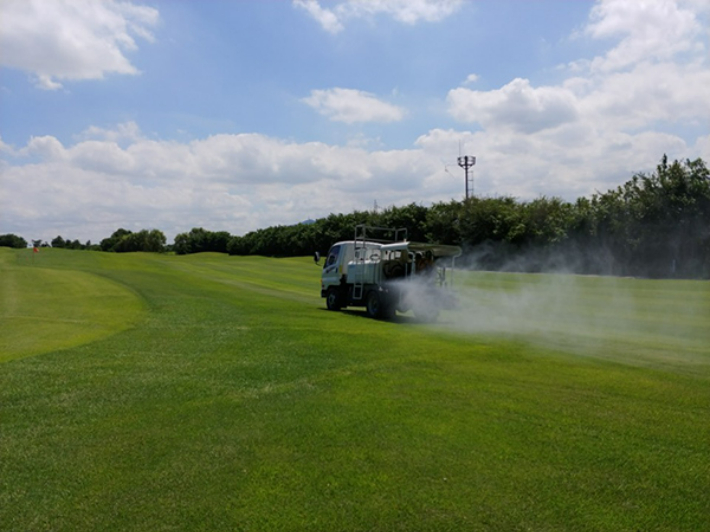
[326,287,343,311]
[365,290,383,319]
[382,303,396,320]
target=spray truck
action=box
[320,225,462,321]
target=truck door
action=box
[321,244,342,290]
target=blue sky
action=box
[1,0,708,244]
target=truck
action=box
[319,224,462,321]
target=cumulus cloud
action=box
[292,0,344,34]
[0,0,159,89]
[0,124,447,242]
[446,0,709,191]
[0,136,12,155]
[448,79,579,133]
[578,61,710,130]
[415,125,694,202]
[584,0,706,72]
[302,88,406,123]
[450,0,709,131]
[20,136,68,161]
[77,121,144,144]
[3,113,702,245]
[293,0,463,33]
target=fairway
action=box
[1,248,708,531]
[0,249,144,362]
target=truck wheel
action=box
[365,290,383,319]
[382,303,396,320]
[326,287,342,311]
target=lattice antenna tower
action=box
[457,155,476,199]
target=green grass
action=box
[1,247,708,531]
[0,249,144,362]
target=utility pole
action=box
[457,155,476,199]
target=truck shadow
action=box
[319,308,435,325]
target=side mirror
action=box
[314,251,320,265]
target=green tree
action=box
[102,228,165,253]
[0,234,28,248]
[377,203,429,242]
[583,156,710,277]
[425,201,462,245]
[101,228,133,252]
[174,228,232,255]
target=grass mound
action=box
[0,248,144,362]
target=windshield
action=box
[324,245,340,269]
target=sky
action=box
[1,0,708,245]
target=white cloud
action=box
[449,59,710,135]
[694,134,710,162]
[450,0,709,134]
[3,115,702,245]
[445,0,709,194]
[292,0,344,34]
[340,0,464,24]
[585,0,705,72]
[579,61,710,130]
[0,0,159,90]
[0,136,11,155]
[302,88,407,123]
[34,75,63,91]
[0,125,448,242]
[77,121,144,144]
[293,0,464,33]
[20,136,68,161]
[463,74,479,85]
[70,141,136,176]
[448,79,579,133]
[415,126,695,201]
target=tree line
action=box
[0,229,166,253]
[2,156,708,278]
[225,156,710,278]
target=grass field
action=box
[1,247,708,531]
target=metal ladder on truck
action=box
[351,224,407,302]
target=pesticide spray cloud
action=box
[432,249,710,373]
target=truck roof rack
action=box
[354,224,407,245]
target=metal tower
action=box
[457,155,476,199]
